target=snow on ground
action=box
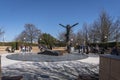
[1,53,99,80]
[1,53,22,67]
[79,53,99,64]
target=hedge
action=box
[90,42,120,48]
[0,42,38,50]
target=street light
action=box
[70,38,74,53]
[71,38,73,41]
[70,38,73,46]
[24,37,26,41]
[104,36,107,42]
[39,38,42,44]
[23,37,26,45]
[104,36,108,49]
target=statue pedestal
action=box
[99,54,120,80]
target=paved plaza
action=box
[1,52,99,80]
[1,52,99,67]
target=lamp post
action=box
[39,38,42,46]
[39,38,42,43]
[104,36,107,42]
[70,38,74,53]
[104,36,108,49]
[24,37,26,44]
[70,38,73,45]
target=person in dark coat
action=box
[111,46,119,55]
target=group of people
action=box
[75,44,91,54]
[76,44,120,55]
[20,45,32,53]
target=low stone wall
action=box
[0,46,10,53]
[99,54,120,80]
[31,46,40,53]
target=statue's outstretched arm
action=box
[71,23,79,28]
[59,24,66,28]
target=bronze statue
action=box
[59,23,79,43]
[59,23,79,53]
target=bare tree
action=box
[15,24,41,43]
[112,19,120,45]
[83,23,89,44]
[89,11,113,43]
[15,31,26,42]
[0,27,5,41]
[82,23,91,54]
[99,11,113,42]
[76,23,90,54]
[89,21,101,43]
[76,30,84,44]
[57,31,66,42]
[76,23,88,45]
[0,28,4,35]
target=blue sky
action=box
[0,0,120,42]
